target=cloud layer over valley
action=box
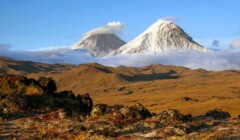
[1,43,240,71]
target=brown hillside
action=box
[0,57,240,118]
[52,63,240,117]
[0,56,75,78]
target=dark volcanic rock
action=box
[181,97,198,102]
[38,91,94,115]
[121,103,152,119]
[91,104,125,117]
[205,109,231,119]
[91,104,110,117]
[38,77,57,93]
[0,74,58,95]
[183,114,193,121]
[0,74,43,95]
[77,93,93,115]
[0,74,93,118]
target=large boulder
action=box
[91,104,125,117]
[91,104,110,117]
[52,91,93,115]
[120,103,152,119]
[38,77,57,93]
[77,93,93,115]
[0,74,58,95]
[156,109,187,126]
[205,109,231,119]
[0,74,43,95]
[91,103,152,120]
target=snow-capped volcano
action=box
[110,19,207,55]
[71,32,126,57]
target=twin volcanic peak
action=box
[72,19,207,56]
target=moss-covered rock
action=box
[156,109,186,126]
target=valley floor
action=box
[78,75,240,118]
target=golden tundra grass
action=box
[52,64,240,118]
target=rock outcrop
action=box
[0,93,28,114]
[0,74,57,95]
[120,103,152,119]
[0,74,93,120]
[91,103,152,120]
[155,109,189,126]
[205,109,231,119]
[38,77,57,93]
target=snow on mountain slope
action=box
[71,32,126,57]
[110,19,207,55]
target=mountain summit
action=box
[71,32,126,57]
[110,19,206,55]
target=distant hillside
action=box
[0,56,75,78]
[51,63,240,117]
[52,62,240,92]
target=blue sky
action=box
[0,0,240,50]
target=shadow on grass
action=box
[121,70,180,82]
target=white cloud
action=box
[34,45,70,51]
[84,21,124,36]
[0,45,240,71]
[231,39,240,48]
[0,46,94,64]
[106,21,124,33]
[99,49,240,71]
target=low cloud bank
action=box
[0,44,94,64]
[0,44,240,71]
[100,49,240,71]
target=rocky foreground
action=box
[0,74,240,140]
[1,105,240,140]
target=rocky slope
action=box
[0,74,93,121]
